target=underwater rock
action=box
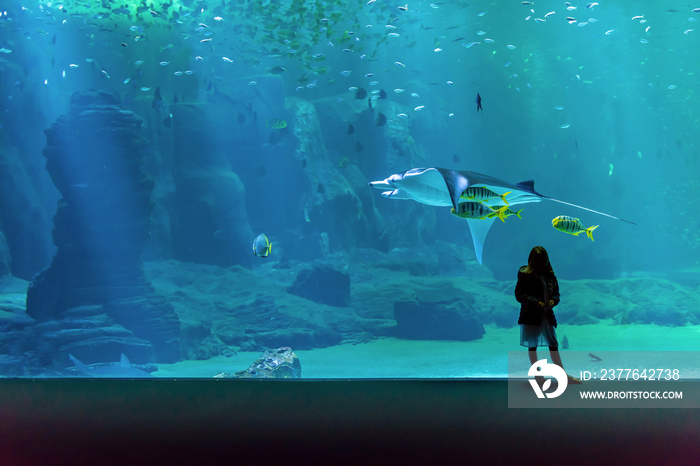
[0,80,58,280]
[32,305,155,366]
[382,101,423,168]
[215,347,301,379]
[0,292,37,375]
[168,103,253,268]
[145,260,359,354]
[288,264,351,307]
[0,231,11,277]
[103,296,181,361]
[393,298,485,341]
[254,327,342,350]
[286,97,384,252]
[25,90,181,363]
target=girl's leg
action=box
[529,347,545,387]
[549,346,563,369]
[549,346,582,384]
[528,347,538,365]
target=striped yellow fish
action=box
[266,119,287,129]
[460,187,510,205]
[499,206,523,219]
[552,216,598,241]
[451,202,507,222]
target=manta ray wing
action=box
[370,168,453,206]
[465,217,496,264]
[449,171,542,208]
[435,168,470,209]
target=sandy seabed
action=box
[154,323,700,379]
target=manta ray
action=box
[369,167,635,264]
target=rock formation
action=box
[393,287,485,341]
[285,97,385,252]
[0,232,11,278]
[215,347,301,378]
[25,90,181,363]
[288,264,351,307]
[168,103,254,268]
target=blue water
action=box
[0,0,698,377]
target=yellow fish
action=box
[451,202,506,222]
[499,206,523,219]
[460,187,511,205]
[552,216,598,241]
[484,205,510,223]
[266,119,287,129]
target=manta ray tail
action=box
[516,180,637,225]
[542,197,637,225]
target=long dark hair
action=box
[524,245,555,277]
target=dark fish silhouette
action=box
[561,334,569,349]
[152,86,163,110]
[376,112,387,127]
[355,87,367,99]
[355,142,365,152]
[348,123,355,135]
[378,89,388,99]
[368,97,373,111]
[69,354,153,378]
[588,352,602,362]
[476,92,483,112]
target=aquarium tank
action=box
[0,0,698,379]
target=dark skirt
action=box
[520,321,558,348]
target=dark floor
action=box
[1,379,698,465]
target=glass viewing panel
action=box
[0,1,698,379]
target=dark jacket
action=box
[514,266,560,326]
